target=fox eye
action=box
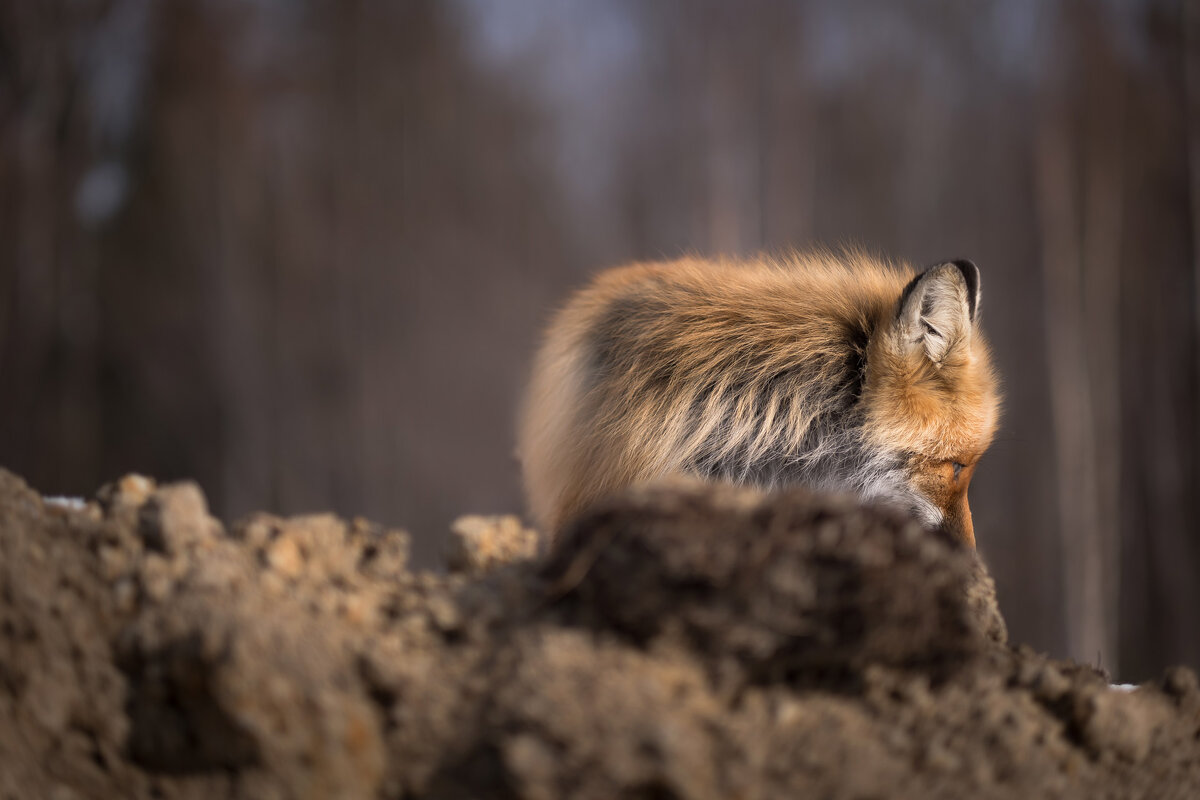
[952,462,965,480]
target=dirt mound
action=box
[1,467,1197,799]
[542,483,1007,687]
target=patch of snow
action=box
[43,496,88,511]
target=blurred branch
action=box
[1186,0,1200,453]
[1035,1,1129,676]
[1080,47,1124,684]
[1035,97,1109,671]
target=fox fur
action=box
[518,250,1000,545]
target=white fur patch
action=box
[856,464,943,528]
[778,430,944,530]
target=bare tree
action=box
[1033,0,1127,674]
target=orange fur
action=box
[518,250,1000,544]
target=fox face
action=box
[857,259,999,545]
[518,252,1000,545]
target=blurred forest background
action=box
[2,0,1198,681]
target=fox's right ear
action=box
[891,260,979,364]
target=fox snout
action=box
[944,505,976,548]
[907,457,978,547]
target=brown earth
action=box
[0,467,1197,799]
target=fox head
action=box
[858,260,1000,546]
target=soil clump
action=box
[1,468,1197,799]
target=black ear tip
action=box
[950,259,980,319]
[951,258,979,281]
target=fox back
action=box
[518,251,1000,545]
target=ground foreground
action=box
[0,468,1197,799]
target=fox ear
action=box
[893,260,980,364]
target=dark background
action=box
[2,0,1198,682]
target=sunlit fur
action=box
[518,250,1000,544]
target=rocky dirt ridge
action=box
[0,468,1197,799]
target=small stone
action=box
[96,474,157,526]
[99,545,129,581]
[138,483,221,555]
[446,515,539,575]
[1080,690,1155,763]
[1164,666,1199,698]
[117,474,155,505]
[234,513,281,548]
[267,536,305,578]
[1034,665,1070,703]
[140,554,174,602]
[342,593,376,628]
[426,594,461,632]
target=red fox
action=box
[518,251,1000,546]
